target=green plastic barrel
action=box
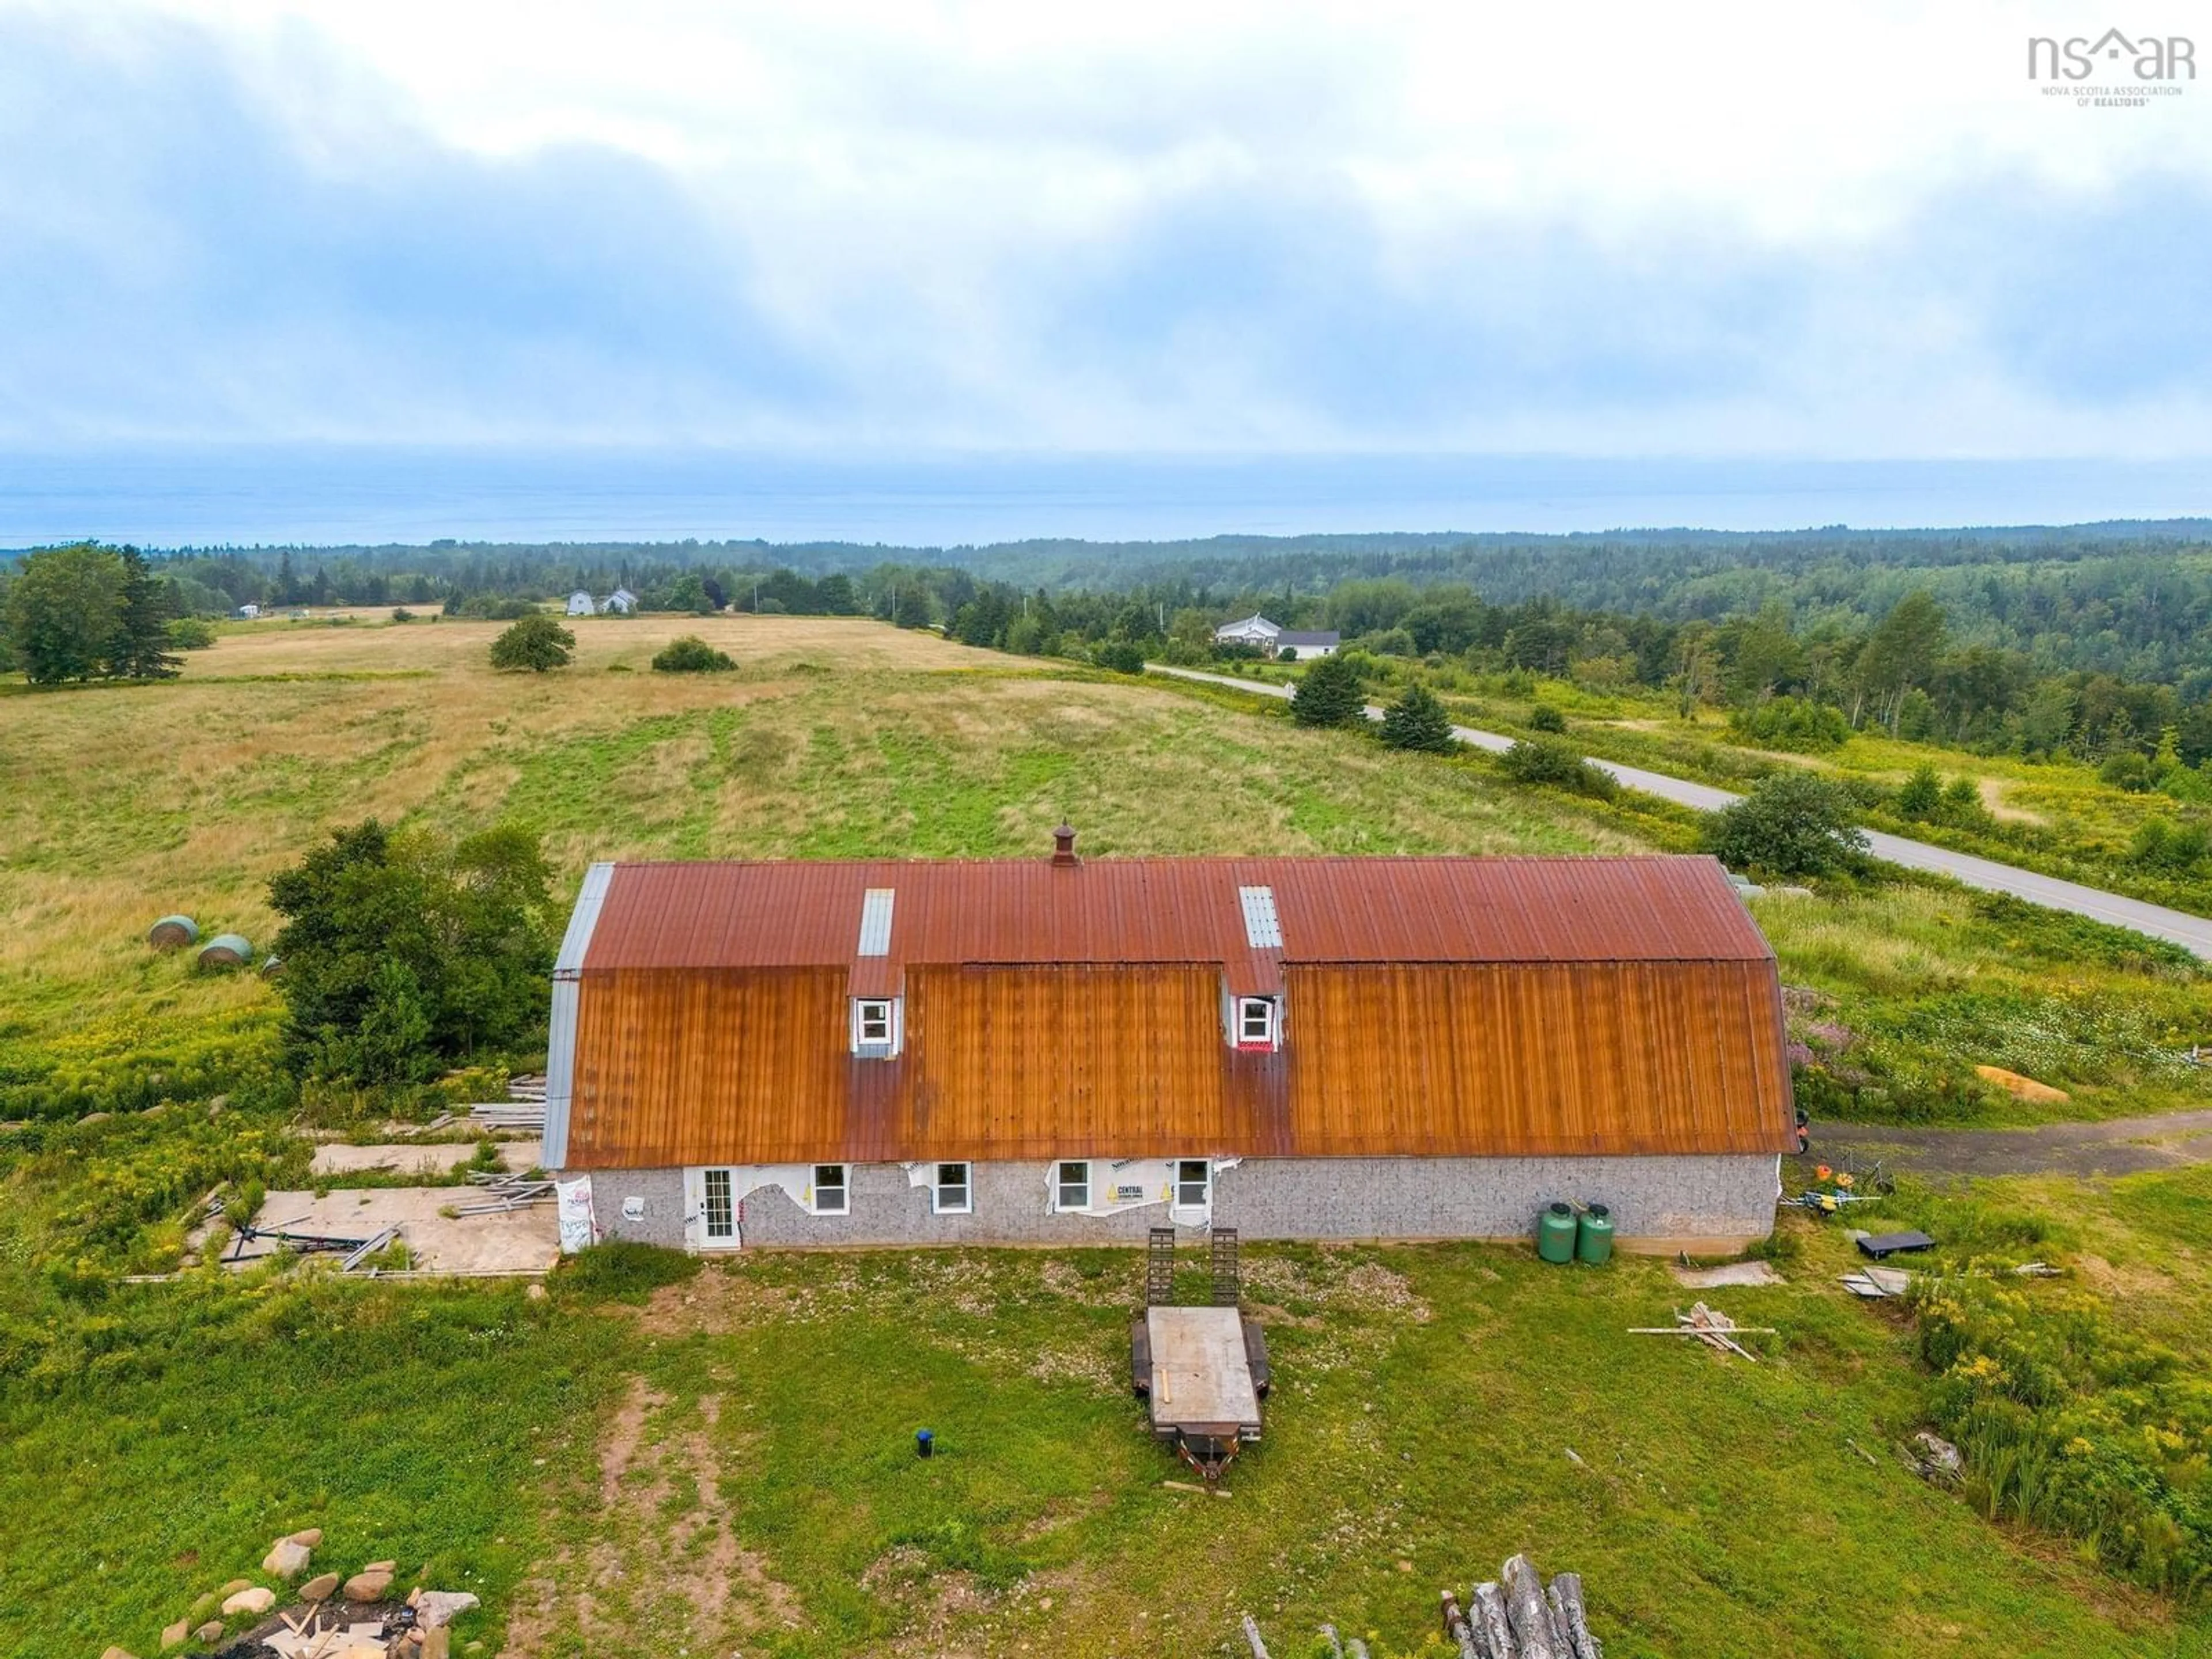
[1576,1203,1615,1266]
[1537,1202,1577,1264]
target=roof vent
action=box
[1051,823,1079,868]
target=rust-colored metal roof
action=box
[558,855,1796,1168]
[582,855,1775,975]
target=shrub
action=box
[488,615,575,672]
[1275,646,1298,663]
[2101,751,2154,793]
[166,617,217,650]
[1379,684,1456,752]
[1092,641,1146,675]
[651,635,736,673]
[2130,817,2211,873]
[1729,695,1849,751]
[1497,735,1618,799]
[1527,703,1567,733]
[391,608,415,623]
[1705,772,1868,877]
[1290,654,1368,728]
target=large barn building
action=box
[543,836,1793,1253]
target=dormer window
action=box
[1236,996,1277,1050]
[851,997,902,1056]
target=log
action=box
[1471,1581,1517,1658]
[1241,1612,1272,1659]
[1441,1590,1480,1659]
[1550,1572,1602,1659]
[1501,1555,1567,1659]
[1319,1624,1345,1659]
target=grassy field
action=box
[6,1175,2210,1659]
[4,615,2212,1656]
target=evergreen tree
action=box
[1290,654,1367,728]
[1894,763,1942,820]
[107,548,181,680]
[1380,683,1456,752]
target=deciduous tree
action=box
[489,613,575,672]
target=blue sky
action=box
[1,2,2208,458]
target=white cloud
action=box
[1,0,2209,453]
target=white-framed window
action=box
[1176,1158,1211,1209]
[812,1163,849,1215]
[702,1168,736,1242]
[1236,996,1277,1049]
[1055,1160,1091,1211]
[853,998,895,1052]
[933,1161,972,1215]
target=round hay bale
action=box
[196,933,253,970]
[147,915,200,950]
[259,955,285,978]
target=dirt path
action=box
[1809,1108,2212,1179]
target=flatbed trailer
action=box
[1130,1305,1269,1480]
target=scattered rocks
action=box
[363,1559,397,1574]
[188,1593,219,1622]
[300,1571,341,1603]
[263,1538,313,1578]
[98,1646,137,1659]
[414,1590,480,1628]
[289,1528,325,1548]
[218,1580,252,1597]
[193,1624,225,1646]
[161,1617,190,1648]
[342,1569,394,1602]
[221,1586,275,1617]
[525,1282,548,1301]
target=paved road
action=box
[1810,1109,2212,1179]
[1147,662,2212,957]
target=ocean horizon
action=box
[2,449,2208,550]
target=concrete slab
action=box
[233,1187,559,1274]
[308,1139,543,1178]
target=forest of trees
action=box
[8,525,2212,770]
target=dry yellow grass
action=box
[1,618,1624,1089]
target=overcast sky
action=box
[1,2,2206,457]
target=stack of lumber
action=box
[1245,1555,1601,1659]
[454,1173,556,1215]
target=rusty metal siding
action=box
[1281,961,1790,1158]
[559,956,1794,1168]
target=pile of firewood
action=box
[1240,1554,1600,1659]
[1440,1555,1600,1659]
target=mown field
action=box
[3,615,2212,1657]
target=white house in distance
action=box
[235,603,261,619]
[566,591,595,616]
[604,588,637,615]
[1213,613,1341,658]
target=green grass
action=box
[7,1201,2208,1659]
